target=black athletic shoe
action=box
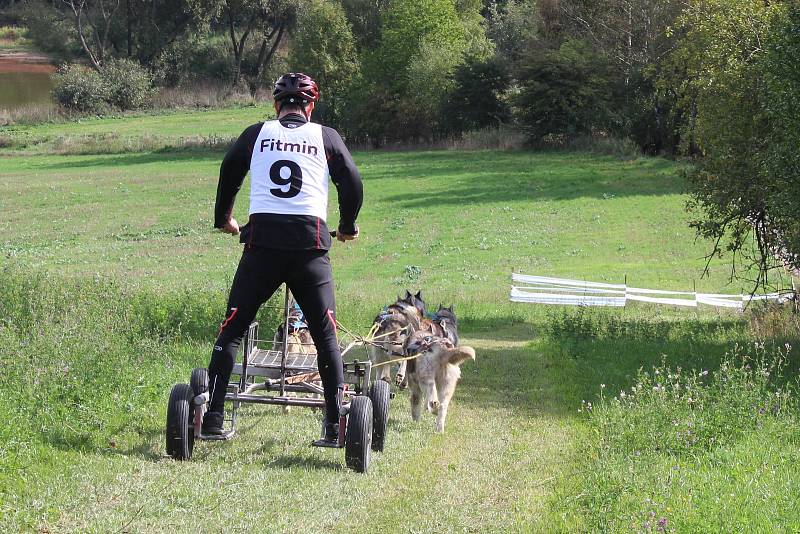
[202,411,225,435]
[311,422,341,448]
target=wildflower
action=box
[619,390,626,398]
[699,370,708,377]
[600,383,606,389]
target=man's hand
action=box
[221,218,240,235]
[336,224,359,242]
[337,231,358,242]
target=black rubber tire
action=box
[166,383,195,460]
[369,380,390,452]
[345,396,373,473]
[190,367,209,395]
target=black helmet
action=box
[273,72,319,106]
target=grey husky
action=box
[368,290,425,384]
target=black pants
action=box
[207,247,343,419]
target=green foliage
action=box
[102,58,155,110]
[153,32,234,86]
[514,39,621,141]
[486,0,538,63]
[351,0,470,141]
[678,0,800,283]
[372,0,465,90]
[760,4,800,273]
[12,0,76,60]
[340,0,388,50]
[51,64,110,113]
[442,56,511,133]
[288,0,359,126]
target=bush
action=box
[102,59,154,110]
[51,64,110,113]
[51,60,154,113]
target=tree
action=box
[442,56,511,133]
[485,0,538,64]
[288,0,359,127]
[61,0,121,70]
[353,0,470,142]
[340,0,389,50]
[221,0,293,93]
[678,0,800,287]
[513,38,620,141]
[557,0,684,152]
[125,0,216,64]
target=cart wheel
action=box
[166,383,195,460]
[369,380,390,452]
[190,368,209,395]
[345,396,373,473]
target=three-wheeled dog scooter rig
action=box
[165,285,391,473]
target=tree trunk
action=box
[226,2,253,88]
[126,0,132,57]
[249,25,284,97]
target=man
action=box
[203,72,363,447]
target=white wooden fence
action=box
[510,274,790,309]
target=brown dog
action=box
[396,304,459,387]
[272,307,318,412]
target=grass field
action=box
[1,109,799,532]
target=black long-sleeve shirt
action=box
[214,114,363,250]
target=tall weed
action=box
[570,342,800,531]
[588,344,796,457]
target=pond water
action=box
[0,54,54,110]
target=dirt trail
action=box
[0,49,53,70]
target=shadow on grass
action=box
[369,151,681,207]
[36,150,221,170]
[42,427,164,462]
[265,455,343,471]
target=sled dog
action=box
[405,331,475,432]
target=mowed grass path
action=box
[0,143,763,531]
[5,327,583,532]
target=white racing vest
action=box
[249,120,330,220]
